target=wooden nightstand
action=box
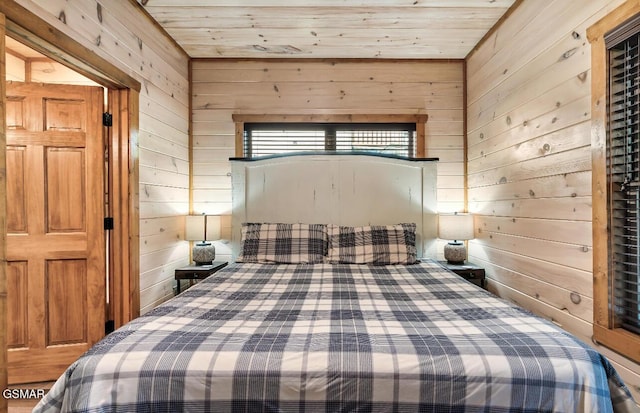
[175,261,228,294]
[439,261,486,289]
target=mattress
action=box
[34,261,637,412]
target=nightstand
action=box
[439,261,486,289]
[175,261,228,294]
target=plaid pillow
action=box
[327,223,417,265]
[236,223,327,264]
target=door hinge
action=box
[105,320,115,335]
[103,112,113,127]
[104,217,114,230]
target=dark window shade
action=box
[607,30,640,335]
[243,123,416,158]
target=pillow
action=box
[236,223,327,264]
[326,223,417,265]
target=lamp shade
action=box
[438,213,474,241]
[205,215,221,241]
[185,215,221,242]
[185,215,206,241]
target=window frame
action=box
[588,1,640,363]
[232,114,428,158]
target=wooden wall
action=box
[466,0,640,397]
[15,0,191,314]
[6,52,100,86]
[191,59,465,259]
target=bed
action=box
[34,154,638,412]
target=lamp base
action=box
[192,242,215,266]
[444,241,466,265]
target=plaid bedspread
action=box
[35,261,638,412]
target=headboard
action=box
[230,153,438,260]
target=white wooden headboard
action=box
[230,154,438,259]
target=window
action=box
[589,3,640,363]
[232,114,428,159]
[243,123,416,158]
[607,30,640,335]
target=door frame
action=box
[0,1,141,392]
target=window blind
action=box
[245,129,326,157]
[608,32,640,334]
[335,129,413,157]
[243,123,416,158]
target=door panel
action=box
[7,262,28,349]
[46,148,86,232]
[44,98,85,131]
[6,96,25,129]
[6,146,27,232]
[6,81,106,384]
[46,260,87,346]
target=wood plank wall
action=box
[191,58,465,260]
[466,0,640,397]
[6,55,100,86]
[16,0,191,314]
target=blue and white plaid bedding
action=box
[35,261,637,412]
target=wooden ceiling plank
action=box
[185,45,470,60]
[140,0,514,7]
[137,0,516,58]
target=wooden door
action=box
[5,81,106,384]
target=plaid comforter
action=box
[35,261,637,412]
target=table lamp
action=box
[438,212,474,265]
[185,214,221,265]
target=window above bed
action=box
[232,114,428,159]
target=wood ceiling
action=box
[137,0,518,59]
[5,36,45,59]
